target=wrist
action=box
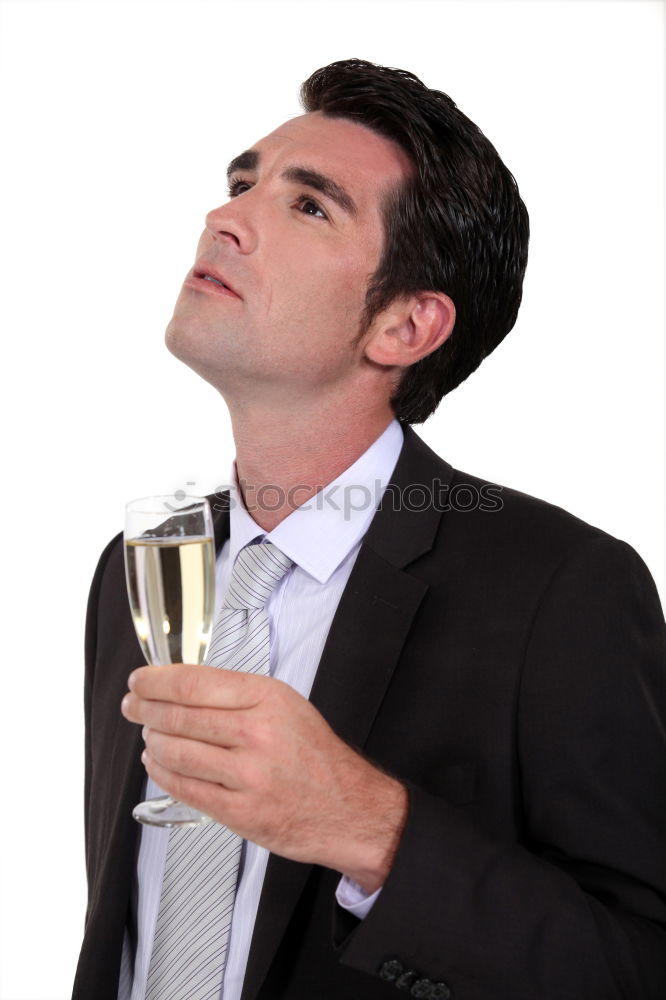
[335,773,408,894]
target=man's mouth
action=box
[187,267,241,299]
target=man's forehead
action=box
[243,112,411,190]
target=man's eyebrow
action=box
[226,150,357,218]
[281,166,357,218]
[226,150,259,178]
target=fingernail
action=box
[128,671,137,690]
[121,694,130,715]
[141,749,148,764]
[142,725,148,742]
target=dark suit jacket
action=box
[73,425,666,1000]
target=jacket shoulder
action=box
[393,425,644,579]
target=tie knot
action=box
[223,540,294,610]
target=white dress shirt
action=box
[118,417,404,1000]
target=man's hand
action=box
[121,664,408,893]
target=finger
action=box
[143,729,244,788]
[141,748,242,823]
[128,663,266,709]
[122,693,254,748]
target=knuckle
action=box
[230,712,254,746]
[250,718,271,751]
[172,738,199,775]
[237,755,265,792]
[175,665,201,703]
[164,702,186,734]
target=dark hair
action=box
[300,59,530,425]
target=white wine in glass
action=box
[124,495,216,828]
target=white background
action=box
[0,1,663,997]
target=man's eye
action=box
[226,179,327,221]
[296,197,328,220]
[228,178,251,197]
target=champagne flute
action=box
[124,495,216,827]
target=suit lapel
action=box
[241,426,453,1000]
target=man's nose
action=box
[204,200,256,253]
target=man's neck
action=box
[229,397,396,533]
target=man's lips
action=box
[184,266,242,299]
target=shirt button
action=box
[379,959,404,982]
[396,970,418,990]
[410,979,434,998]
[431,983,453,999]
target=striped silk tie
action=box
[145,540,294,1000]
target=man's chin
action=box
[164,315,208,365]
[164,318,236,397]
[164,316,184,359]
[164,318,208,378]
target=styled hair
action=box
[300,59,530,424]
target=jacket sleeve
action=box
[337,535,666,1000]
[83,531,123,911]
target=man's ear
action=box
[363,293,456,368]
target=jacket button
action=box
[410,979,434,998]
[431,983,452,999]
[396,970,418,990]
[379,959,404,982]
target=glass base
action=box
[133,795,214,828]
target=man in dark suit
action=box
[73,59,666,999]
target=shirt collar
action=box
[227,419,404,583]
